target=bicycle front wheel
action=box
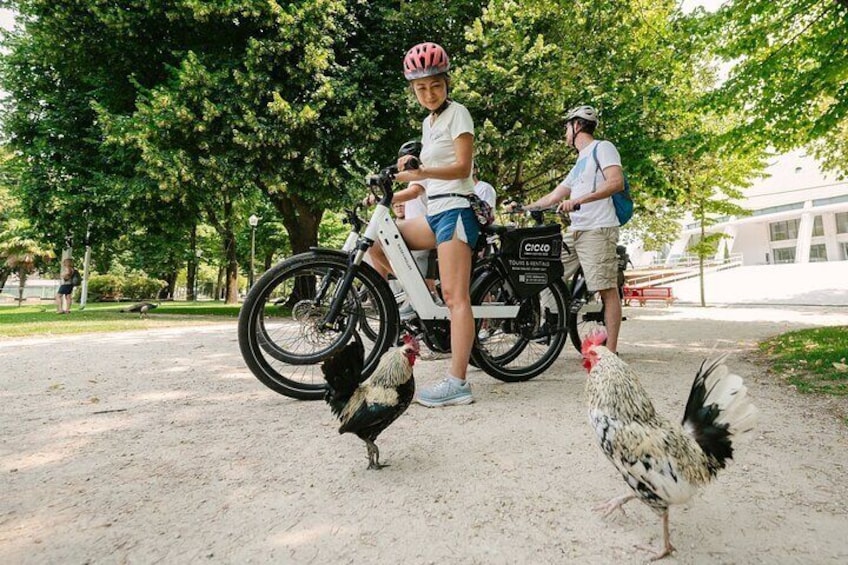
[470,271,569,382]
[238,250,399,400]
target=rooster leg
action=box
[636,510,675,561]
[365,440,386,470]
[593,493,636,517]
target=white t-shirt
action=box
[473,180,496,209]
[403,181,428,220]
[562,140,621,231]
[420,101,475,215]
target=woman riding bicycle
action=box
[366,42,478,407]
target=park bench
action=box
[623,286,675,307]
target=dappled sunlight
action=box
[269,523,355,548]
[132,389,192,402]
[626,305,848,325]
[1,436,91,472]
[160,365,192,374]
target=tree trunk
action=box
[215,265,225,301]
[266,192,322,255]
[187,224,197,301]
[0,269,9,294]
[224,229,239,304]
[16,268,27,306]
[699,217,706,307]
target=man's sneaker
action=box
[415,377,473,407]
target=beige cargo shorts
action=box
[561,227,619,292]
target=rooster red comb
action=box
[581,328,608,356]
[401,333,420,352]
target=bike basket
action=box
[499,224,564,298]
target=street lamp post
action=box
[194,248,203,301]
[248,214,259,290]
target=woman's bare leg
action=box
[437,237,474,379]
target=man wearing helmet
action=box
[522,104,626,353]
[367,42,479,407]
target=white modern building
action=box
[662,150,848,267]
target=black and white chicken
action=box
[322,333,419,469]
[582,329,758,560]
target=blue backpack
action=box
[592,143,633,226]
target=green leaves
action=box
[703,0,848,172]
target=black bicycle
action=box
[507,205,626,354]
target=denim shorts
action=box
[426,207,480,249]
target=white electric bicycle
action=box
[238,164,571,400]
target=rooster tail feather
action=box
[321,333,365,407]
[682,355,758,473]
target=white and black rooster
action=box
[582,329,758,560]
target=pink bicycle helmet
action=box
[403,42,450,80]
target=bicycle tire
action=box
[566,270,606,353]
[238,250,399,400]
[470,270,569,382]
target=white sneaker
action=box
[415,377,473,407]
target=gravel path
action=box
[2,305,847,564]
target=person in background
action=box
[519,105,625,353]
[473,165,496,210]
[55,257,80,314]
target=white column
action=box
[821,212,839,261]
[795,202,814,263]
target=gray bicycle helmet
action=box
[398,139,423,158]
[565,105,599,124]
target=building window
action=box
[837,212,848,234]
[773,247,796,264]
[809,244,827,262]
[841,242,848,261]
[812,216,824,237]
[769,219,800,241]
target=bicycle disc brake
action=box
[515,298,541,340]
[420,320,452,353]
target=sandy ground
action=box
[2,305,848,565]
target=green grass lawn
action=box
[759,326,848,397]
[0,301,242,338]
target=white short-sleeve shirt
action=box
[420,102,475,215]
[403,181,428,220]
[563,140,621,231]
[473,180,497,209]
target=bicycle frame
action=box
[358,203,520,320]
[328,167,520,325]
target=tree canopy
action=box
[0,0,844,296]
[703,0,848,175]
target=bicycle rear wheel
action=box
[566,270,606,353]
[470,270,568,382]
[238,250,398,400]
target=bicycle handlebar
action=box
[365,157,421,206]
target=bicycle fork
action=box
[319,243,371,331]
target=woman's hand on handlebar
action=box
[394,156,422,183]
[362,193,378,207]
